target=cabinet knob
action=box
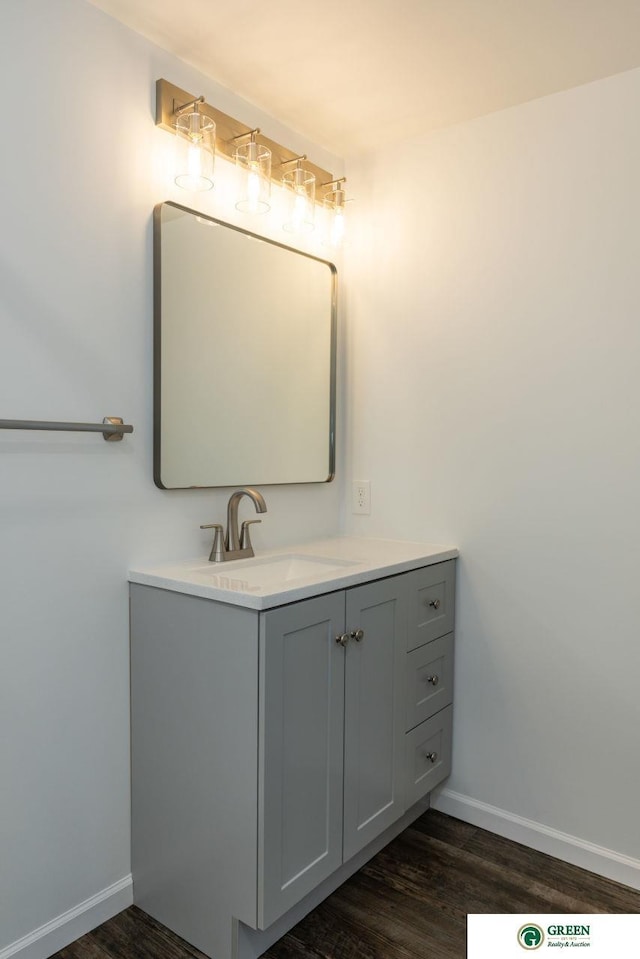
[350,628,365,642]
[425,674,440,686]
[426,598,441,610]
[425,751,438,764]
[335,633,350,647]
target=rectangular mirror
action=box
[154,202,336,489]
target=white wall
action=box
[4,0,639,951]
[0,1,343,951]
[344,68,640,875]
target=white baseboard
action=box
[431,787,640,891]
[0,875,133,959]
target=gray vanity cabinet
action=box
[130,557,455,959]
[259,576,407,928]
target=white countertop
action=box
[128,536,458,610]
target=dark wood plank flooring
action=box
[53,811,640,959]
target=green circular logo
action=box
[517,924,545,950]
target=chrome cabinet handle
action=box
[426,598,441,610]
[335,633,350,647]
[425,751,438,763]
[350,628,365,642]
[425,674,440,686]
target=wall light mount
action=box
[156,78,334,194]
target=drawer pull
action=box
[426,598,441,610]
[335,633,350,647]
[350,628,365,642]
[425,751,438,764]
[425,674,440,686]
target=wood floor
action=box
[53,810,640,959]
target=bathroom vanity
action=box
[129,538,457,959]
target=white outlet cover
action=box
[352,480,371,514]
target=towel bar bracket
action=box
[103,417,127,441]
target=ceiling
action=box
[89,0,640,156]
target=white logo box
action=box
[468,914,640,958]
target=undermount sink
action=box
[190,553,358,591]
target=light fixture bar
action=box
[156,79,334,190]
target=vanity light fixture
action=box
[282,157,316,234]
[173,96,215,192]
[233,129,271,214]
[322,177,348,247]
[155,79,337,216]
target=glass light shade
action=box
[175,109,215,191]
[283,165,315,234]
[235,139,271,214]
[324,184,347,247]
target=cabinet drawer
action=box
[405,633,453,731]
[406,561,455,651]
[405,705,452,806]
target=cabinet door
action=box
[258,592,345,929]
[343,576,407,860]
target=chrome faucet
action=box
[200,487,267,563]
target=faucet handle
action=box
[200,523,225,563]
[240,519,261,552]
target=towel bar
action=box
[0,417,134,442]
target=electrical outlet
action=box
[352,480,371,515]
